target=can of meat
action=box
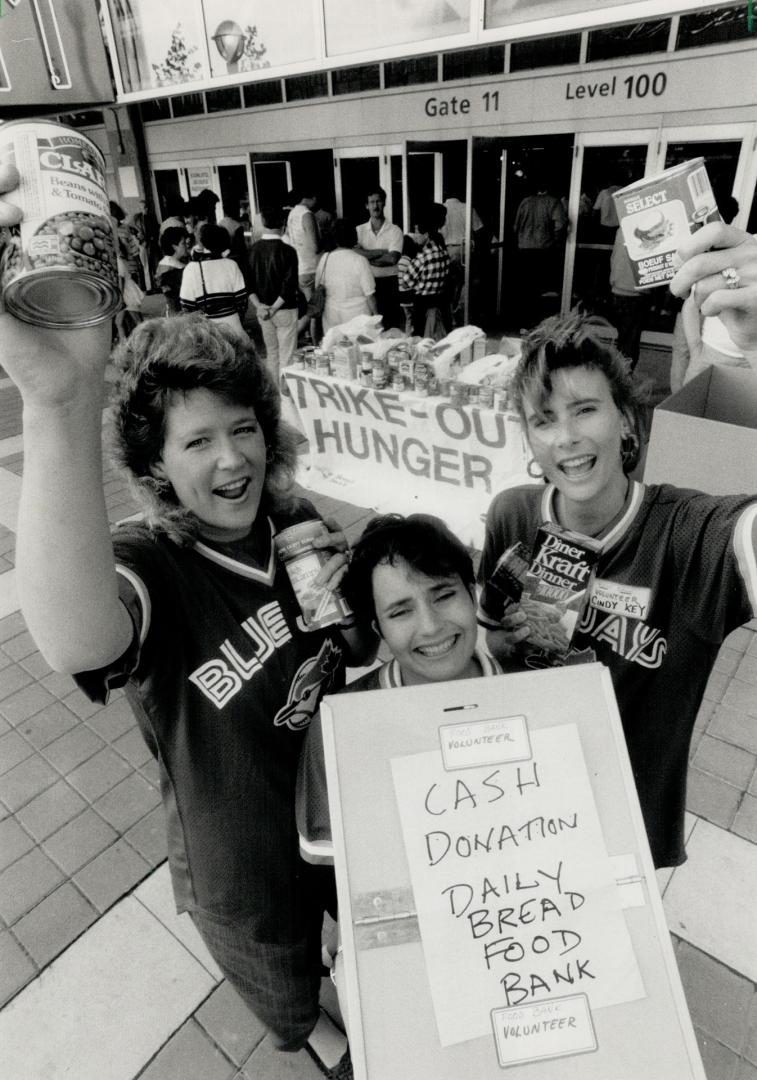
[0,120,120,327]
[274,520,353,630]
[612,158,720,290]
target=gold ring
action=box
[721,266,741,289]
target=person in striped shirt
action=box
[180,223,249,338]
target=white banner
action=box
[284,370,536,548]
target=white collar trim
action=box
[378,646,501,689]
[541,480,645,553]
[194,517,276,584]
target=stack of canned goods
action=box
[283,338,513,409]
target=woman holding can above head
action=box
[0,163,376,1072]
[477,305,757,872]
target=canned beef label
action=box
[612,158,719,290]
[0,120,120,327]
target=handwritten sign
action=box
[284,369,532,548]
[391,722,645,1050]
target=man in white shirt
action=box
[355,186,403,329]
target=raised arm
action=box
[0,165,133,673]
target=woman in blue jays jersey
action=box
[0,164,376,1066]
[479,223,757,870]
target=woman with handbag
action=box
[180,224,249,339]
[316,220,377,336]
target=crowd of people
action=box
[1,149,757,1080]
[111,183,463,373]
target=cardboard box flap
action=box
[704,368,757,430]
[644,366,757,496]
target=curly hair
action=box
[343,513,475,627]
[510,312,650,473]
[109,314,297,544]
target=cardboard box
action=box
[643,366,757,495]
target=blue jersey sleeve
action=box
[671,494,757,641]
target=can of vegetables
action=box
[274,520,353,630]
[0,119,120,327]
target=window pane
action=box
[384,55,438,88]
[486,0,651,30]
[284,72,329,101]
[206,87,242,112]
[587,20,670,62]
[510,34,581,72]
[332,64,381,95]
[243,80,283,108]
[57,111,105,127]
[171,92,205,118]
[323,0,469,56]
[140,98,171,122]
[676,5,752,49]
[443,46,504,81]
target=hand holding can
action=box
[275,520,353,631]
[0,160,112,407]
[0,120,120,329]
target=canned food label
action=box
[0,122,119,325]
[613,159,719,290]
[286,552,351,629]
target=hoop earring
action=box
[620,432,639,466]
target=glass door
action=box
[406,138,470,322]
[216,158,253,237]
[334,146,403,231]
[152,167,189,222]
[565,133,655,323]
[250,157,293,224]
[406,151,443,233]
[472,133,574,334]
[248,150,336,243]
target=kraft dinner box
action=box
[643,366,757,495]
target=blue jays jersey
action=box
[478,481,757,868]
[77,500,346,936]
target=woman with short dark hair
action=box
[479,310,757,870]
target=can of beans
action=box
[274,520,352,630]
[0,120,120,327]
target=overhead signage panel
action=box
[485,0,653,30]
[323,0,471,57]
[104,0,210,96]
